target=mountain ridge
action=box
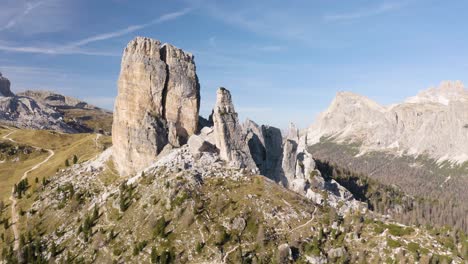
[308,81,468,165]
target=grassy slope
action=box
[0,127,111,256]
[12,163,464,263]
[62,108,113,134]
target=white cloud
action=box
[324,2,404,22]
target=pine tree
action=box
[151,246,158,263]
[65,159,70,167]
[93,205,99,220]
[73,155,78,164]
[50,241,57,257]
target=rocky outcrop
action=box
[307,81,468,165]
[0,73,79,132]
[18,90,94,109]
[0,72,14,97]
[244,119,282,180]
[278,124,318,188]
[112,37,200,176]
[212,88,257,171]
[17,90,113,134]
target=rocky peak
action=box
[0,72,14,97]
[308,81,468,164]
[112,37,200,176]
[406,80,468,105]
[212,87,257,171]
[332,91,385,112]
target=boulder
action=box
[187,134,216,155]
[200,126,216,145]
[328,247,346,259]
[277,244,293,264]
[212,87,257,171]
[112,37,200,176]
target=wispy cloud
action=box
[0,0,47,31]
[65,8,191,49]
[0,8,191,56]
[324,2,404,22]
[0,43,119,56]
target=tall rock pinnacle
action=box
[112,37,200,176]
[213,87,257,171]
[0,72,14,97]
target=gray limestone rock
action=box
[212,88,257,171]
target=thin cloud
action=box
[324,2,404,22]
[0,43,119,56]
[0,0,47,31]
[0,8,191,56]
[66,8,191,49]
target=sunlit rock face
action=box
[307,81,468,165]
[112,37,200,176]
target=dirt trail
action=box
[3,130,55,251]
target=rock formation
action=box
[0,72,14,97]
[279,129,318,189]
[18,90,94,109]
[307,81,468,165]
[112,37,200,176]
[0,73,79,132]
[212,87,257,171]
[244,119,282,180]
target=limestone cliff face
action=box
[112,37,200,176]
[212,88,257,171]
[307,81,468,164]
[162,44,200,146]
[0,72,14,97]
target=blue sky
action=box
[1,0,468,128]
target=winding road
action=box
[3,130,55,251]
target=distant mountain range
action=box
[0,73,113,134]
[307,81,468,165]
[306,82,468,232]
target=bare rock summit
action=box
[112,37,200,176]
